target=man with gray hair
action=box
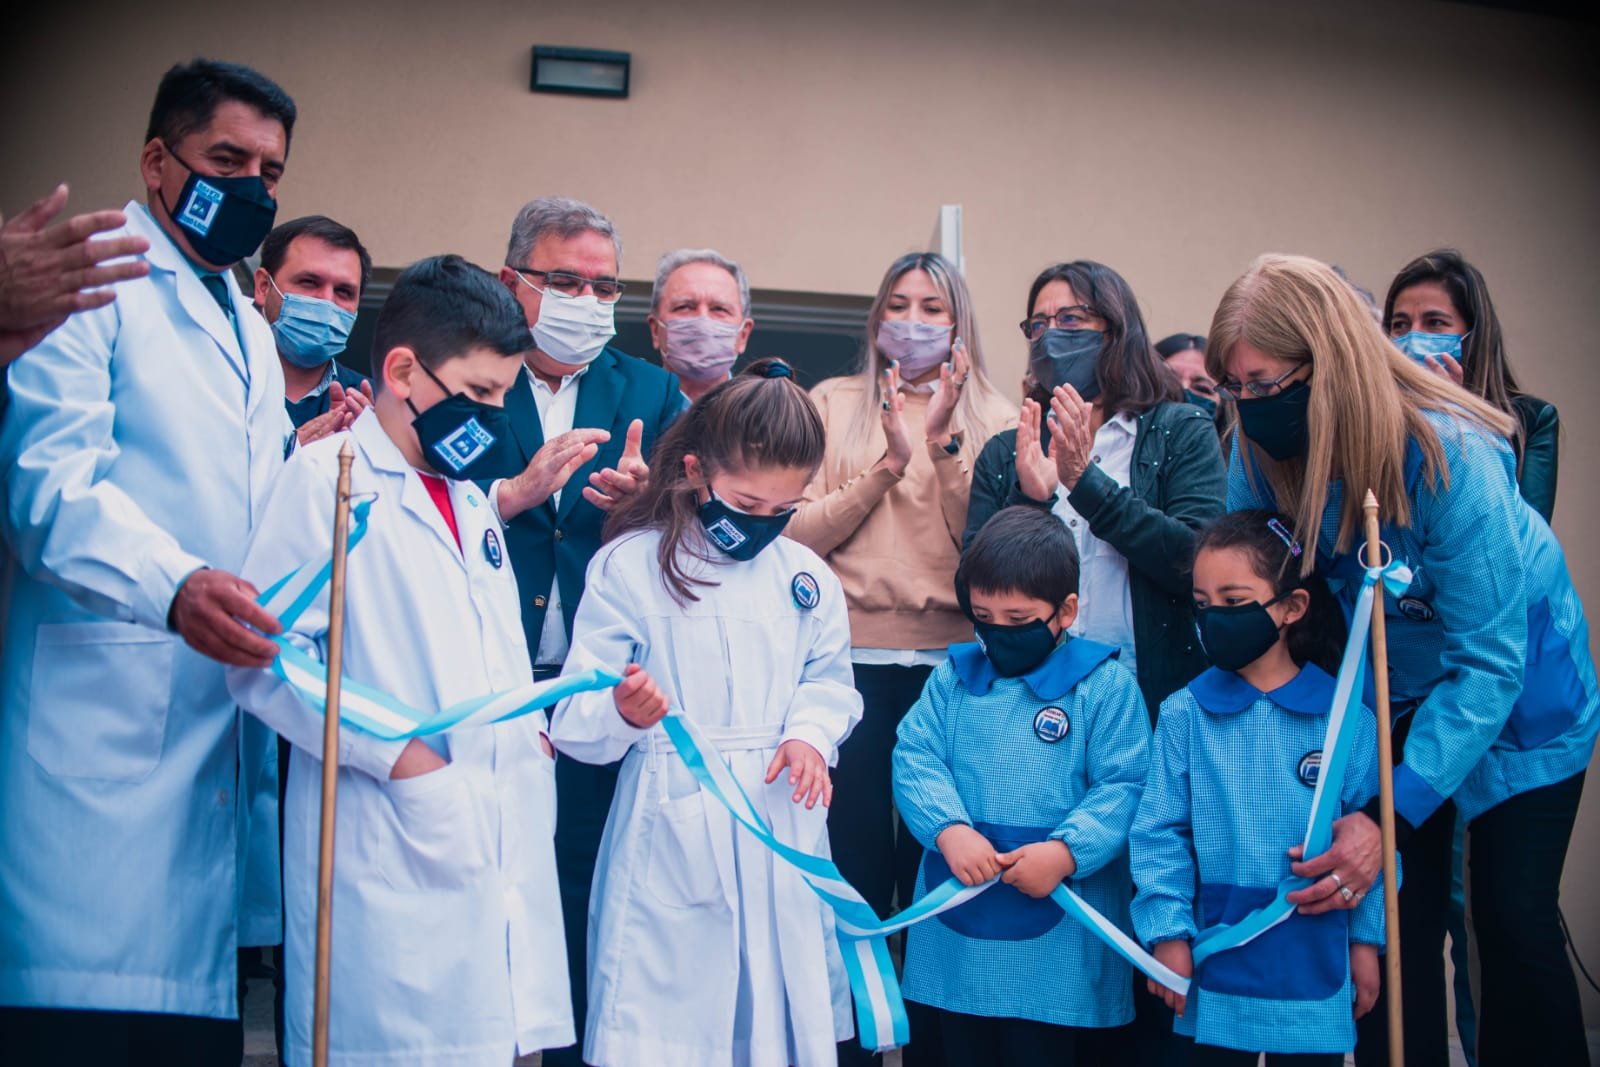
[647,248,754,404]
[491,195,686,1067]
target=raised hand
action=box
[1048,384,1095,490]
[764,739,831,809]
[1015,398,1058,503]
[497,427,611,520]
[876,361,913,477]
[583,418,648,511]
[923,337,970,446]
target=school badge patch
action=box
[791,571,820,610]
[483,528,504,569]
[179,180,223,235]
[1298,750,1323,788]
[1033,706,1069,743]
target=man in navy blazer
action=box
[491,196,686,1065]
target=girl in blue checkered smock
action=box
[893,506,1151,1067]
[1207,255,1597,1066]
[1131,510,1384,1067]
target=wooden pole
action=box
[1363,489,1405,1067]
[313,441,356,1067]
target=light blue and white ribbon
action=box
[255,495,619,740]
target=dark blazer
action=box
[284,361,369,429]
[965,401,1227,720]
[485,346,687,664]
[1511,394,1559,523]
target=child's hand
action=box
[997,839,1077,899]
[1150,940,1193,1017]
[389,738,447,780]
[1351,943,1380,1019]
[764,739,831,809]
[613,664,669,728]
[935,824,1003,887]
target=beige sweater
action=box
[788,376,1015,650]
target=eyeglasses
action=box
[1217,362,1311,400]
[1019,305,1101,341]
[514,268,625,302]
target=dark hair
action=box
[260,215,372,295]
[956,506,1081,610]
[372,255,532,375]
[1194,509,1346,675]
[1155,333,1206,359]
[1026,260,1181,414]
[146,58,297,148]
[604,358,826,604]
[1383,249,1521,446]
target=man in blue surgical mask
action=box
[253,214,374,433]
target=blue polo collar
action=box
[1187,662,1335,716]
[949,636,1119,700]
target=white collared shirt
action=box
[527,366,588,667]
[1053,411,1139,672]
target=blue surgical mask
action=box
[1392,331,1464,366]
[269,278,356,369]
[698,490,792,561]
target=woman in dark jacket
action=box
[1385,248,1559,520]
[965,260,1227,720]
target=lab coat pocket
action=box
[373,760,494,893]
[27,621,174,782]
[644,790,724,909]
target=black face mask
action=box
[698,492,793,561]
[158,146,277,267]
[1236,380,1311,462]
[1028,328,1103,400]
[973,618,1060,677]
[408,364,513,480]
[1194,591,1292,672]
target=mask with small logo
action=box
[159,146,277,267]
[698,490,792,561]
[876,319,953,380]
[269,277,356,369]
[407,362,512,480]
[663,316,742,382]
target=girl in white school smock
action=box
[551,359,862,1067]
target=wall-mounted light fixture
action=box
[530,46,631,98]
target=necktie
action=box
[198,272,233,318]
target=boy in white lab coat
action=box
[228,254,614,1066]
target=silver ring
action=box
[1339,885,1355,903]
[1330,872,1344,890]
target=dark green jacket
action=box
[965,401,1227,719]
[1511,394,1559,523]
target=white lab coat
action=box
[228,411,572,1066]
[0,201,291,1017]
[552,528,862,1067]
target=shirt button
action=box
[1092,455,1101,463]
[1069,519,1079,528]
[534,595,547,608]
[554,529,564,542]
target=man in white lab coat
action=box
[0,58,299,1066]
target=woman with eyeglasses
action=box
[966,261,1227,722]
[1215,254,1596,1067]
[1385,249,1559,522]
[787,252,1013,1065]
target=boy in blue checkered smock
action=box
[1130,511,1385,1067]
[892,506,1151,1067]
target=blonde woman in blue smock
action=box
[1210,254,1598,1065]
[1131,511,1384,1065]
[551,361,861,1067]
[893,506,1151,1065]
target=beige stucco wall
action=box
[5,0,1597,1026]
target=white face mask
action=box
[525,282,616,367]
[876,319,952,380]
[662,315,742,382]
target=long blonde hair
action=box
[839,252,1010,461]
[1206,254,1512,571]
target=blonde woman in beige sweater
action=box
[789,252,1013,1059]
